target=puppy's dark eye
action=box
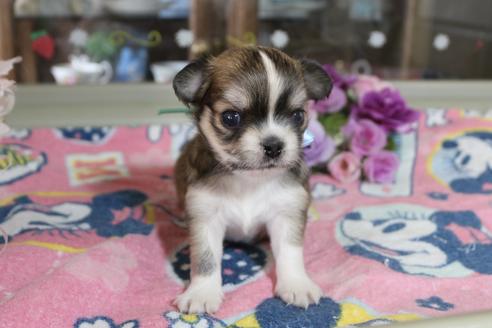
[291,110,305,126]
[221,110,241,128]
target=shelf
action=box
[7,81,492,129]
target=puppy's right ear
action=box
[173,57,209,106]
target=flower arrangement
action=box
[0,57,22,137]
[304,65,419,184]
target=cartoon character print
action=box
[0,143,47,185]
[0,190,153,243]
[416,296,454,312]
[74,316,139,328]
[230,297,420,328]
[163,311,226,328]
[337,203,492,277]
[74,298,419,328]
[54,126,115,144]
[425,108,448,127]
[430,131,492,194]
[311,182,345,200]
[170,241,268,290]
[3,128,31,140]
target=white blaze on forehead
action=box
[259,51,284,118]
[258,51,300,164]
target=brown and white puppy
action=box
[173,46,332,313]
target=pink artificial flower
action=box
[328,151,361,183]
[349,119,387,156]
[363,151,400,184]
[310,85,347,113]
[351,75,394,100]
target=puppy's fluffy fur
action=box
[173,46,332,313]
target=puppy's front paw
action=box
[275,276,323,309]
[174,282,224,314]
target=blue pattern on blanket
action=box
[254,297,340,328]
[74,316,139,328]
[416,296,454,312]
[0,190,153,243]
[55,127,115,144]
[171,241,268,289]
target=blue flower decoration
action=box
[163,311,226,328]
[416,296,454,311]
[74,316,139,328]
[427,192,449,201]
[254,297,340,328]
[171,241,267,289]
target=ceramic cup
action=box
[50,64,79,85]
[71,60,113,84]
[51,60,113,85]
[151,61,188,84]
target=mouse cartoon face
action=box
[430,131,492,194]
[443,135,492,176]
[0,190,153,242]
[336,204,492,277]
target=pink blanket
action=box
[1,109,492,327]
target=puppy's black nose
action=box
[263,137,284,159]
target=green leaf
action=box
[347,88,358,103]
[85,32,118,62]
[158,108,189,115]
[31,30,47,41]
[386,135,397,151]
[318,113,348,137]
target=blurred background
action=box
[1,0,491,86]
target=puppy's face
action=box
[173,47,332,170]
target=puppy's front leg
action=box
[268,207,323,308]
[175,216,225,313]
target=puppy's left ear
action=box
[301,59,332,101]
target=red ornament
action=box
[32,35,55,60]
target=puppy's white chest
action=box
[187,169,303,241]
[223,171,285,240]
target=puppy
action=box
[172,46,332,313]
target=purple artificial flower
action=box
[363,151,400,184]
[353,88,420,133]
[349,119,387,156]
[322,64,356,90]
[310,85,347,114]
[303,115,335,167]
